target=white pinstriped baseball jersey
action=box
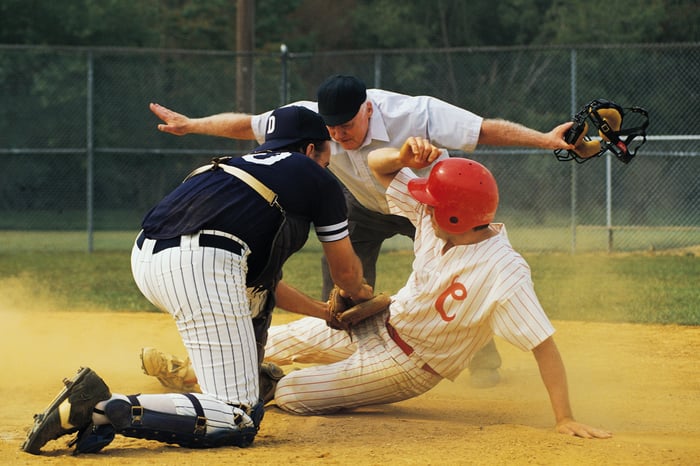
[264,167,555,415]
[386,168,555,380]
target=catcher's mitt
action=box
[554,98,649,164]
[327,286,392,333]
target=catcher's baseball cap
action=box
[317,74,367,126]
[254,106,331,152]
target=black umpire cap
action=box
[254,106,331,152]
[317,74,367,126]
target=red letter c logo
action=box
[435,276,467,322]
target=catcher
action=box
[21,106,374,455]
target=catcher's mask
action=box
[408,158,499,235]
[554,98,649,164]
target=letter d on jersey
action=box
[266,115,276,135]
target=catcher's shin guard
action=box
[22,367,112,455]
[104,394,263,448]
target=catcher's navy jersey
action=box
[141,151,348,279]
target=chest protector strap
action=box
[185,156,284,211]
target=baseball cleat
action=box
[21,367,111,455]
[140,347,200,392]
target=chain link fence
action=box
[1,43,698,253]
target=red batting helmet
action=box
[408,158,499,234]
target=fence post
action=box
[280,43,288,105]
[606,153,613,253]
[569,48,578,255]
[373,52,382,87]
[86,50,94,253]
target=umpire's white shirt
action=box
[251,89,483,214]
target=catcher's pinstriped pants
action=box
[131,229,259,408]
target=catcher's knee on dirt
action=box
[104,394,263,448]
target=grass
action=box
[0,250,149,312]
[525,253,699,325]
[0,231,697,325]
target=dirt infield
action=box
[2,308,698,465]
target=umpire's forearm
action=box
[478,118,572,150]
[189,113,257,139]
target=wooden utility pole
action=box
[236,0,254,114]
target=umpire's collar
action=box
[360,97,389,149]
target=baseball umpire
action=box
[22,106,372,455]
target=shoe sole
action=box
[21,367,93,453]
[140,347,158,375]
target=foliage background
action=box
[2,0,699,50]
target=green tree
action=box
[154,0,237,50]
[535,0,667,45]
[0,0,161,46]
[2,0,698,50]
[659,0,700,41]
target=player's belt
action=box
[385,322,440,377]
[136,231,243,255]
